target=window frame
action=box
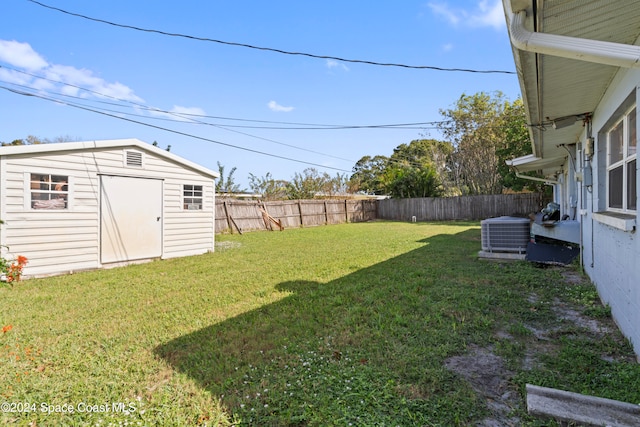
[28,173,70,210]
[183,184,203,210]
[606,105,637,213]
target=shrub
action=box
[0,251,28,284]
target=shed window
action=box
[30,173,68,209]
[183,184,203,210]
[606,106,637,212]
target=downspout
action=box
[506,4,640,69]
[514,172,557,185]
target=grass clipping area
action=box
[1,221,639,426]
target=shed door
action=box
[100,175,163,264]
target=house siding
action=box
[0,142,216,277]
[586,222,639,354]
[580,69,640,356]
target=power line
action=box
[26,0,516,75]
[0,70,444,168]
[2,83,523,174]
[0,77,381,164]
[1,85,354,173]
[2,82,434,172]
[0,65,450,130]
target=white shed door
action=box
[100,175,163,264]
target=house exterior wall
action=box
[0,144,215,277]
[578,68,640,356]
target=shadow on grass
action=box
[155,229,509,425]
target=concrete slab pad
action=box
[478,251,526,261]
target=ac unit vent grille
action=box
[125,150,143,168]
[481,216,530,253]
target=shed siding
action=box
[0,145,215,277]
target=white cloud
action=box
[0,38,143,103]
[170,105,206,116]
[0,66,32,86]
[428,0,504,30]
[473,0,505,29]
[428,2,461,26]
[0,39,215,123]
[0,40,48,70]
[147,105,207,122]
[268,100,294,112]
[442,43,454,52]
[326,59,349,72]
[45,64,143,102]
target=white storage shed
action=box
[0,138,219,278]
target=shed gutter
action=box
[507,4,640,69]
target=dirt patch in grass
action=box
[215,241,242,251]
[445,345,521,426]
[444,266,633,426]
[551,299,612,336]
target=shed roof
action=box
[503,0,640,175]
[0,138,219,179]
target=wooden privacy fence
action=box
[215,199,377,234]
[376,193,547,222]
[215,194,546,234]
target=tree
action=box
[285,168,327,200]
[1,139,27,146]
[495,98,547,192]
[216,162,245,194]
[439,92,547,195]
[323,173,350,197]
[389,138,455,196]
[1,135,79,146]
[248,172,289,200]
[438,92,510,195]
[349,155,389,195]
[348,92,541,198]
[381,164,442,198]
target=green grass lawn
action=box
[1,221,638,426]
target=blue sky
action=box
[0,0,521,188]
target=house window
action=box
[30,173,68,209]
[183,184,203,210]
[607,106,637,212]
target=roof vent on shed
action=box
[125,150,144,168]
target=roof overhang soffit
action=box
[503,0,640,173]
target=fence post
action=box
[345,199,349,223]
[298,200,304,227]
[223,200,233,234]
[324,200,329,225]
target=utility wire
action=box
[1,76,522,171]
[0,74,443,169]
[1,83,505,173]
[0,78,381,164]
[26,0,516,75]
[0,85,354,173]
[1,82,434,171]
[0,65,449,130]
